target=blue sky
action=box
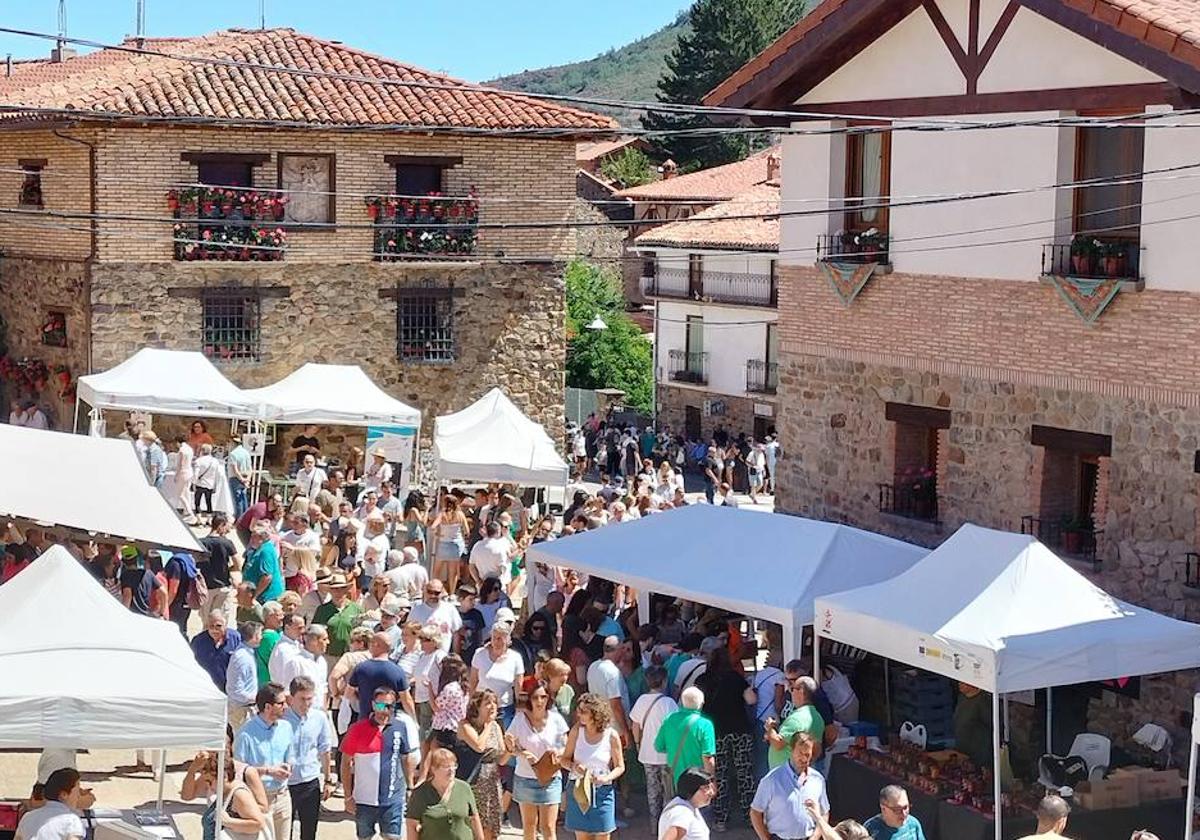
[0,0,693,81]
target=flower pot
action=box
[367,204,379,221]
[1070,254,1094,276]
[1102,255,1125,278]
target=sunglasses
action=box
[372,701,394,711]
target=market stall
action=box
[526,503,927,661]
[814,523,1200,840]
[0,424,202,554]
[0,546,228,831]
[433,388,568,486]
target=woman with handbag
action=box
[506,681,569,840]
[182,750,272,840]
[456,689,511,840]
[562,693,625,840]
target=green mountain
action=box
[487,12,692,126]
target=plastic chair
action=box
[1069,733,1111,780]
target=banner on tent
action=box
[367,425,416,498]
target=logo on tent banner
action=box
[918,638,982,677]
[822,608,833,634]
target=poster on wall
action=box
[365,425,416,499]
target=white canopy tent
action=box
[245,363,421,428]
[0,545,226,748]
[526,503,927,661]
[815,523,1200,840]
[433,387,569,485]
[0,424,203,553]
[76,347,262,421]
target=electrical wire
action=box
[2,26,1200,135]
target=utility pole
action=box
[56,0,67,55]
[135,0,146,48]
[259,0,266,30]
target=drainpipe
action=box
[52,127,97,377]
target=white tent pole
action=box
[1186,734,1197,840]
[812,626,821,682]
[156,749,166,810]
[1046,687,1053,755]
[993,690,1002,840]
[72,399,81,434]
[215,747,225,839]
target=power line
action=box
[2,26,1200,135]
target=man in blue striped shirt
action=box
[285,675,333,840]
[233,682,295,840]
[225,622,261,731]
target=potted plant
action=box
[1060,514,1093,554]
[1069,235,1098,276]
[852,228,887,262]
[1100,240,1127,278]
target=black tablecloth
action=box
[828,755,1185,840]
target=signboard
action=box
[365,425,417,499]
[754,402,774,418]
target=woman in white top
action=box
[412,624,447,736]
[562,693,625,840]
[658,768,715,840]
[506,681,569,840]
[470,624,525,726]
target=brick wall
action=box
[88,126,576,264]
[0,128,95,260]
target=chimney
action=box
[661,159,678,180]
[50,45,77,63]
[766,153,781,183]
[5,55,11,78]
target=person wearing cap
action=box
[378,595,410,651]
[383,547,428,602]
[191,610,243,690]
[409,579,462,655]
[364,450,393,494]
[118,546,167,619]
[359,512,391,591]
[1014,795,1070,840]
[244,527,285,604]
[313,572,363,660]
[350,632,415,721]
[299,567,333,625]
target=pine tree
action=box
[643,0,807,172]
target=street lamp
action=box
[586,315,609,331]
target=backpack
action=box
[178,553,209,610]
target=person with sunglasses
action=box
[750,732,827,840]
[862,785,926,840]
[341,687,418,840]
[233,682,296,840]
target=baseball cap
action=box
[494,607,517,629]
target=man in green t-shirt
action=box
[313,574,362,658]
[654,685,717,781]
[766,676,825,769]
[255,601,285,685]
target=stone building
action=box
[708,0,1200,753]
[0,28,613,453]
[633,183,781,443]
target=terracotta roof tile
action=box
[576,137,646,163]
[0,28,615,132]
[634,183,780,251]
[616,147,778,202]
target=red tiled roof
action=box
[0,28,616,132]
[707,0,1200,107]
[616,147,779,202]
[634,183,780,251]
[576,137,647,163]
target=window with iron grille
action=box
[201,288,261,361]
[396,290,454,362]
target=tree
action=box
[565,259,652,414]
[600,147,656,189]
[643,0,807,172]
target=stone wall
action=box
[87,260,566,445]
[0,256,90,428]
[656,382,777,443]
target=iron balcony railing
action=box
[1042,240,1141,281]
[746,359,779,394]
[668,349,709,385]
[817,231,890,265]
[878,481,938,522]
[641,268,777,307]
[1021,515,1101,570]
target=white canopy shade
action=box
[245,363,421,428]
[0,424,203,553]
[815,523,1200,694]
[0,546,226,748]
[526,504,927,661]
[77,347,261,419]
[434,388,568,485]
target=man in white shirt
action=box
[587,635,631,744]
[408,579,461,653]
[630,665,679,825]
[276,625,331,709]
[382,547,428,601]
[15,767,85,840]
[281,514,322,571]
[268,613,306,686]
[469,521,511,587]
[293,453,327,500]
